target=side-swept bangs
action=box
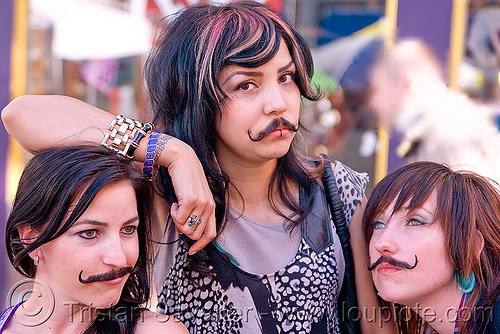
[364,161,500,333]
[363,162,452,243]
[195,1,320,104]
[363,161,500,282]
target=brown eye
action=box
[239,82,251,91]
[279,73,293,83]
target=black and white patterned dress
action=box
[155,161,368,333]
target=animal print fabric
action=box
[156,161,368,333]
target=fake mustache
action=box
[247,117,299,142]
[78,266,137,284]
[367,255,418,271]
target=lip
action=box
[376,263,402,275]
[101,276,125,286]
[270,128,290,137]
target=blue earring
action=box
[455,272,476,294]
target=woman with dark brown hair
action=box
[1,145,188,333]
[363,161,500,333]
[3,2,391,333]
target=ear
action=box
[475,230,485,258]
[18,225,38,246]
[18,225,41,261]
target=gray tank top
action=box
[154,161,368,334]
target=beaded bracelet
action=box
[143,130,161,181]
[101,115,153,160]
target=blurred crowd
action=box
[305,6,500,193]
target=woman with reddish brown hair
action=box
[363,161,500,333]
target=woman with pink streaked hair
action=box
[3,2,391,333]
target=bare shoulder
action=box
[134,310,189,334]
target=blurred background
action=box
[2,0,500,309]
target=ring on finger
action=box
[187,214,202,227]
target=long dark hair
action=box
[6,145,154,334]
[144,0,324,275]
[363,161,500,333]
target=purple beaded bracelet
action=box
[143,130,160,181]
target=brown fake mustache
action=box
[247,117,299,142]
[78,266,137,284]
[367,255,418,271]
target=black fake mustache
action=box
[247,117,299,142]
[367,255,418,271]
[78,266,137,284]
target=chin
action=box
[377,290,398,304]
[374,282,403,304]
[269,142,293,158]
[377,289,415,307]
[88,289,124,309]
[91,297,122,310]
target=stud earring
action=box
[455,271,476,294]
[33,255,39,266]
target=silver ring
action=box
[187,214,201,227]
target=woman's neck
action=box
[219,156,278,202]
[218,155,299,222]
[9,287,94,333]
[412,288,463,334]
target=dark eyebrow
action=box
[278,60,294,73]
[221,70,262,86]
[73,216,139,228]
[221,60,295,86]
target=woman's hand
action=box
[3,95,217,254]
[350,197,397,334]
[156,136,217,255]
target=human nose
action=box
[371,225,399,256]
[263,84,287,115]
[101,235,128,268]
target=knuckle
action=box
[184,196,197,207]
[206,229,217,240]
[206,200,215,210]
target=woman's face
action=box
[215,40,301,165]
[368,193,457,307]
[35,181,140,309]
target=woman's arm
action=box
[2,95,111,153]
[2,95,216,254]
[350,197,397,334]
